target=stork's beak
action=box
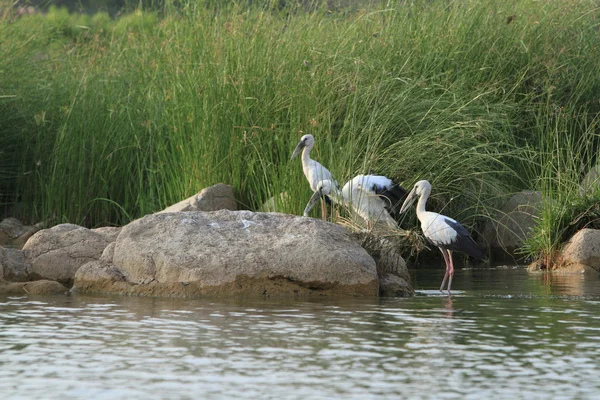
[303,189,323,217]
[399,187,417,214]
[290,140,305,160]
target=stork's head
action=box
[290,134,315,160]
[303,179,334,217]
[399,180,431,214]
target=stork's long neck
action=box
[416,192,428,220]
[301,145,312,168]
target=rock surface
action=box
[74,211,380,297]
[158,184,237,213]
[23,224,110,284]
[554,229,600,273]
[379,273,413,297]
[92,227,122,243]
[481,191,543,259]
[0,218,43,247]
[0,280,67,295]
[353,234,414,297]
[0,247,29,282]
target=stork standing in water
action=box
[399,180,483,294]
[303,174,407,230]
[291,134,337,219]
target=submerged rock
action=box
[481,190,543,260]
[74,210,380,297]
[555,229,600,273]
[157,183,237,213]
[23,224,110,284]
[0,280,67,295]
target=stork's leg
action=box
[439,247,450,292]
[320,199,327,220]
[447,250,455,295]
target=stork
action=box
[291,134,337,219]
[399,180,483,294]
[303,174,407,230]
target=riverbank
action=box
[1,0,600,265]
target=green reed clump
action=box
[1,0,600,265]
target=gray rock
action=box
[0,218,43,247]
[579,164,600,196]
[481,191,543,258]
[0,247,29,282]
[556,229,600,273]
[23,224,110,284]
[158,184,237,213]
[74,211,379,297]
[100,242,116,263]
[379,273,413,297]
[92,227,122,243]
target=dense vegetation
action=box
[1,0,599,264]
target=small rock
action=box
[379,273,414,297]
[556,228,600,273]
[0,280,67,295]
[0,247,29,282]
[0,218,43,247]
[23,280,68,295]
[157,183,237,213]
[23,224,110,284]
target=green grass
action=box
[1,0,600,263]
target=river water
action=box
[1,267,600,399]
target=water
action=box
[2,267,600,399]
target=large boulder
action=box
[0,218,43,247]
[0,247,29,282]
[481,191,543,259]
[74,211,379,297]
[157,184,237,213]
[23,224,110,284]
[554,229,600,273]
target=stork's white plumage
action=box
[400,180,483,294]
[290,134,336,192]
[303,174,407,229]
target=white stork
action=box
[303,174,407,229]
[399,180,483,294]
[291,134,337,219]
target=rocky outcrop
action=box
[481,191,543,259]
[157,184,237,213]
[23,224,110,284]
[554,229,600,273]
[0,218,43,247]
[0,247,29,282]
[74,211,380,297]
